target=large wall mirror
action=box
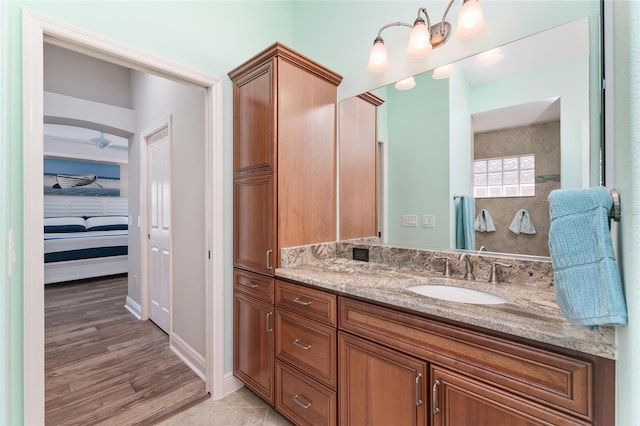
[341,15,600,258]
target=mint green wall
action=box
[469,55,592,189]
[1,2,294,424]
[448,69,472,248]
[613,2,639,424]
[386,73,450,248]
[291,1,601,100]
[5,1,640,425]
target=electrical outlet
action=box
[423,215,435,228]
[402,215,418,227]
[133,275,138,289]
[353,247,369,262]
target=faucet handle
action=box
[489,262,512,283]
[431,257,451,277]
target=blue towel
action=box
[509,209,536,234]
[455,196,475,250]
[548,187,627,329]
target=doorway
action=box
[23,11,225,425]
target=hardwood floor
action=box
[45,275,208,425]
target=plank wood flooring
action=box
[45,275,208,425]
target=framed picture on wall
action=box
[44,157,121,196]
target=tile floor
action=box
[158,387,293,426]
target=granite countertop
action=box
[276,256,616,359]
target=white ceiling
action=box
[458,18,589,87]
[455,18,587,132]
[44,123,129,164]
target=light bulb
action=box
[367,38,389,72]
[474,47,503,67]
[406,20,432,58]
[455,0,487,40]
[394,77,416,90]
[432,64,455,79]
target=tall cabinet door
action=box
[234,291,275,404]
[339,332,428,426]
[339,93,384,241]
[233,173,277,275]
[233,61,275,175]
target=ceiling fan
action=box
[49,132,128,151]
[91,132,113,149]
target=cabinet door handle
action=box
[293,394,312,409]
[293,297,312,306]
[432,379,440,415]
[293,338,312,350]
[415,373,423,406]
[266,312,273,333]
[266,250,273,270]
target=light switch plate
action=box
[402,215,418,227]
[423,215,435,228]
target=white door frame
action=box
[22,10,226,425]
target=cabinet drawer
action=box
[276,360,337,426]
[339,297,593,421]
[275,309,337,388]
[276,280,336,326]
[233,269,274,303]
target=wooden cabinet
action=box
[229,43,341,406]
[339,331,428,426]
[275,280,338,425]
[430,366,590,426]
[233,278,274,403]
[338,296,614,426]
[233,173,276,275]
[229,42,342,275]
[339,92,384,241]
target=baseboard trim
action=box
[124,296,142,319]
[170,333,206,381]
[220,372,244,399]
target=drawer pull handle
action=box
[432,379,440,415]
[293,394,312,409]
[243,282,259,289]
[293,339,312,350]
[415,373,423,406]
[293,297,312,306]
[266,312,273,333]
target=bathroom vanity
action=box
[270,242,615,426]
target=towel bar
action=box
[455,190,620,220]
[610,189,621,222]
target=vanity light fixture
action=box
[395,76,417,90]
[432,63,455,79]
[367,0,486,73]
[474,47,503,66]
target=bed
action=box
[44,196,129,284]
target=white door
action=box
[147,126,171,333]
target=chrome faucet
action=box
[432,256,452,277]
[459,253,475,281]
[488,262,512,283]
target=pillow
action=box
[85,216,129,231]
[44,217,87,233]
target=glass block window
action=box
[473,154,535,198]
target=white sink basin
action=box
[407,285,508,305]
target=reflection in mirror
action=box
[342,17,593,258]
[473,98,560,256]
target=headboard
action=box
[44,196,129,217]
